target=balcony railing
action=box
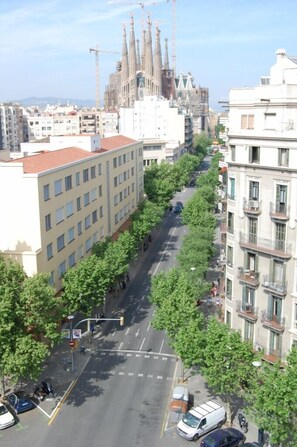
[236,300,258,319]
[237,267,260,286]
[243,198,261,215]
[270,202,290,220]
[261,310,286,332]
[262,274,287,295]
[239,232,292,259]
[227,193,236,200]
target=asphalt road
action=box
[2,181,201,447]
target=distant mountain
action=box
[14,97,95,108]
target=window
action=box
[56,207,64,224]
[113,157,117,168]
[249,146,260,163]
[66,201,74,217]
[98,163,102,175]
[276,185,287,213]
[226,278,232,300]
[49,271,54,286]
[131,167,134,176]
[57,234,65,252]
[54,179,62,196]
[99,185,102,197]
[131,150,134,160]
[76,197,81,211]
[265,113,276,129]
[47,243,53,260]
[83,168,89,182]
[114,177,118,187]
[99,206,103,218]
[43,184,50,201]
[118,155,122,166]
[91,166,96,179]
[227,212,234,234]
[58,261,66,279]
[278,148,289,167]
[249,181,259,200]
[91,188,97,202]
[75,172,80,186]
[230,145,235,162]
[244,320,254,343]
[248,218,257,244]
[65,175,72,191]
[84,192,90,207]
[227,246,233,267]
[69,252,76,267]
[77,221,82,235]
[86,237,92,252]
[68,227,75,243]
[243,286,255,306]
[226,311,231,326]
[241,114,254,129]
[123,154,127,164]
[78,245,83,259]
[93,231,98,244]
[92,210,98,224]
[85,215,91,229]
[229,178,235,200]
[45,214,52,231]
[275,223,286,251]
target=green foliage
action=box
[91,236,112,257]
[144,163,176,207]
[131,200,163,243]
[193,133,212,157]
[182,194,216,229]
[173,316,206,369]
[247,348,297,446]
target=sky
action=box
[0,0,297,110]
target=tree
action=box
[193,133,212,157]
[91,236,112,258]
[131,200,163,248]
[182,194,216,229]
[201,318,255,423]
[248,347,297,446]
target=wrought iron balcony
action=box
[262,275,287,296]
[270,202,290,220]
[236,300,258,320]
[261,310,285,332]
[239,232,291,259]
[243,198,261,215]
[237,267,260,286]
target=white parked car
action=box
[0,402,15,430]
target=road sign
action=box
[69,341,75,347]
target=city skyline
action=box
[0,0,296,110]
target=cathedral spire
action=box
[153,26,162,96]
[144,14,153,86]
[129,14,137,76]
[163,38,169,70]
[120,23,129,106]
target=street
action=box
[2,185,196,447]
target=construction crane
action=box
[89,45,119,109]
[167,0,176,76]
[109,1,159,33]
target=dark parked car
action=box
[201,428,246,447]
[243,443,263,447]
[173,204,183,214]
[7,391,35,414]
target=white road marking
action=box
[125,327,130,335]
[162,357,168,361]
[139,337,145,351]
[138,373,144,377]
[152,226,177,276]
[131,316,135,324]
[153,356,159,359]
[135,329,140,337]
[136,354,141,357]
[157,376,163,380]
[118,342,123,350]
[147,321,151,332]
[99,349,176,358]
[119,372,124,375]
[126,353,132,357]
[159,339,164,353]
[128,372,134,376]
[147,374,153,378]
[144,355,150,358]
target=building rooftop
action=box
[8,135,138,174]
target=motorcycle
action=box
[238,409,248,433]
[40,381,55,398]
[32,384,46,401]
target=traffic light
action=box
[120,316,124,326]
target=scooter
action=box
[32,384,46,401]
[40,381,55,398]
[238,409,248,433]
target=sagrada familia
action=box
[104,15,209,132]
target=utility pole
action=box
[89,45,119,110]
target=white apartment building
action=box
[225,49,297,362]
[119,96,188,165]
[0,134,144,292]
[0,103,24,151]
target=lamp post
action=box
[68,315,75,373]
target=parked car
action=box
[170,386,189,414]
[243,443,263,447]
[173,202,183,214]
[176,201,184,209]
[0,403,15,429]
[7,391,35,414]
[200,428,246,447]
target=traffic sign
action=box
[69,341,75,347]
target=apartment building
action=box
[0,103,24,151]
[224,49,297,362]
[120,95,191,165]
[0,134,144,292]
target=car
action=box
[173,204,183,214]
[0,403,15,429]
[170,386,189,414]
[242,443,263,446]
[7,391,35,414]
[189,179,195,186]
[176,201,184,208]
[200,428,246,447]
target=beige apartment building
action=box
[0,134,144,291]
[224,49,297,362]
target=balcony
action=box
[227,193,236,200]
[261,310,285,332]
[237,267,260,287]
[236,300,258,320]
[262,275,287,296]
[239,233,292,259]
[270,202,290,220]
[243,198,261,215]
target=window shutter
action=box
[248,146,252,163]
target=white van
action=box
[177,400,226,441]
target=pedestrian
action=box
[90,322,95,335]
[125,273,130,282]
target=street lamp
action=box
[68,315,75,373]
